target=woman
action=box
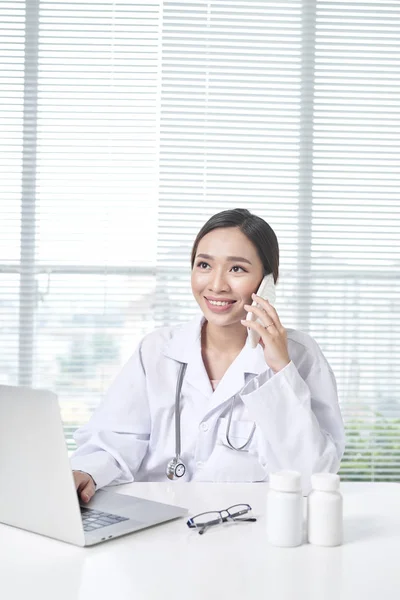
[71,208,345,502]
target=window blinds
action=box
[0,1,161,449]
[1,1,399,480]
[156,0,400,481]
[312,0,400,480]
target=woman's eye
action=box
[231,265,246,273]
[195,262,246,272]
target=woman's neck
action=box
[202,320,247,356]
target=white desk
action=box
[0,482,399,600]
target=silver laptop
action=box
[0,385,187,547]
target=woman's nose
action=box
[208,271,229,292]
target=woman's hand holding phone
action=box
[241,292,290,374]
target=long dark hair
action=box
[191,208,279,283]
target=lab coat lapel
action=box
[162,313,212,399]
[205,341,270,416]
[183,341,213,399]
[163,314,271,409]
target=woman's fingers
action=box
[244,303,277,333]
[242,297,290,373]
[250,294,285,331]
[241,317,290,372]
[73,470,96,503]
[81,480,95,503]
[241,317,273,342]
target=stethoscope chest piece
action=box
[166,456,186,480]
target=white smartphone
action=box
[246,273,276,349]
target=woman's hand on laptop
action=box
[73,470,96,503]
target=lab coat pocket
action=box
[217,417,256,452]
[194,418,266,482]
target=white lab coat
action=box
[70,314,345,493]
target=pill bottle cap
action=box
[311,473,340,492]
[269,470,301,492]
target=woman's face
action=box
[191,227,264,327]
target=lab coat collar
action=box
[163,313,211,399]
[162,313,204,364]
[163,314,269,408]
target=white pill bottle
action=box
[266,470,303,547]
[307,473,343,547]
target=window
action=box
[1,0,399,479]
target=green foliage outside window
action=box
[339,414,400,482]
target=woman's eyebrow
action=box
[196,253,252,265]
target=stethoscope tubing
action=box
[174,362,187,459]
[225,394,256,451]
[169,362,256,478]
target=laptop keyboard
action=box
[80,506,129,532]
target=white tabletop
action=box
[1,482,400,600]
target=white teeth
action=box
[208,300,232,306]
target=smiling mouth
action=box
[208,300,234,307]
[204,297,236,307]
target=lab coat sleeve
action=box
[69,342,151,490]
[240,353,346,494]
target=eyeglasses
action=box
[186,503,257,535]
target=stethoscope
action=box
[166,362,257,480]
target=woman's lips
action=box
[204,297,236,313]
